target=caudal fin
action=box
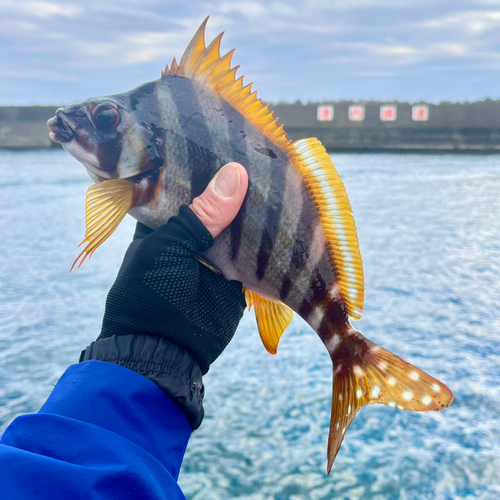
[327,331,454,474]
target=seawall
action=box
[271,100,500,153]
[1,100,500,152]
[0,106,59,149]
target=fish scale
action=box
[47,17,454,474]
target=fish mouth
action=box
[47,110,75,143]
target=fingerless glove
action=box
[80,205,246,428]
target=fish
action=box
[47,17,454,473]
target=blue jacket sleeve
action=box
[0,360,191,500]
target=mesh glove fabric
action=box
[98,205,246,375]
[80,205,246,428]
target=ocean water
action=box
[0,149,499,499]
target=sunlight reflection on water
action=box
[0,150,499,499]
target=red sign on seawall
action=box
[412,105,429,121]
[349,105,365,121]
[317,105,334,121]
[380,105,397,121]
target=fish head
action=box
[47,84,164,182]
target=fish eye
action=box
[91,104,120,129]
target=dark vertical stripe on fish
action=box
[187,138,220,199]
[229,200,247,260]
[129,81,159,112]
[279,211,317,301]
[256,145,285,280]
[226,100,250,261]
[164,77,214,200]
[318,300,348,343]
[294,247,336,321]
[115,80,162,176]
[280,277,292,300]
[95,125,128,173]
[166,77,212,147]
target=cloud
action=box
[422,10,500,34]
[436,43,469,57]
[0,68,77,81]
[0,0,83,18]
[215,2,267,19]
[0,0,499,104]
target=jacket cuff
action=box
[80,335,205,429]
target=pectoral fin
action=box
[244,288,293,354]
[71,180,135,272]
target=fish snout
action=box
[47,109,75,143]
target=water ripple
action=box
[0,151,499,499]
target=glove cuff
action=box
[80,334,205,429]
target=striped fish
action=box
[47,18,453,473]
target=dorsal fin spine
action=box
[223,78,244,99]
[214,67,240,91]
[234,84,253,103]
[171,57,179,73]
[238,91,258,108]
[178,18,208,76]
[246,101,263,114]
[258,114,274,127]
[263,119,279,133]
[162,18,290,151]
[208,50,234,79]
[194,33,224,78]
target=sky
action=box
[1,0,499,105]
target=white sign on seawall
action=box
[349,105,365,121]
[412,105,429,121]
[317,105,334,121]
[380,105,397,121]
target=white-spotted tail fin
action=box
[327,332,454,474]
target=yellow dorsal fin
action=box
[244,287,293,354]
[178,17,209,77]
[163,17,290,151]
[71,180,135,272]
[288,138,365,320]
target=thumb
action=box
[190,162,248,238]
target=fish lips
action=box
[47,111,75,143]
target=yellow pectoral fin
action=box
[244,288,294,355]
[71,180,135,272]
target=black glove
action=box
[80,205,246,428]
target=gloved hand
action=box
[80,162,249,428]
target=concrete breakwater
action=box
[272,100,500,153]
[1,100,500,152]
[0,106,59,149]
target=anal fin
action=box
[244,287,293,354]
